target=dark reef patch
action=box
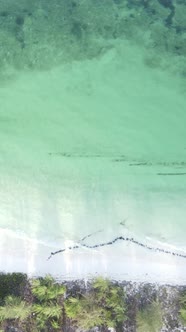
[0,0,186,72]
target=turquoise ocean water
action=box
[0,0,186,275]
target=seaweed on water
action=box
[47,231,186,261]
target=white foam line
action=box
[146,236,186,254]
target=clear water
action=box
[0,0,186,280]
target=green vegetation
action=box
[0,273,183,332]
[65,277,127,330]
[0,296,32,332]
[0,296,31,321]
[0,274,127,331]
[136,300,163,332]
[31,275,66,331]
[179,292,186,324]
[0,273,27,305]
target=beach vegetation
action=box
[0,295,31,323]
[179,292,186,324]
[0,273,27,305]
[65,276,127,330]
[31,275,66,302]
[0,295,31,321]
[31,275,66,331]
[136,300,163,332]
[2,273,181,332]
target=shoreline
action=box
[1,228,186,286]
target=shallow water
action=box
[0,0,186,280]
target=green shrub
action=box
[0,296,31,322]
[136,300,163,332]
[0,275,127,331]
[179,292,186,324]
[31,275,66,331]
[0,273,27,305]
[31,275,66,303]
[65,277,127,330]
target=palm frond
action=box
[0,296,31,322]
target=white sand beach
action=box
[1,226,186,285]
